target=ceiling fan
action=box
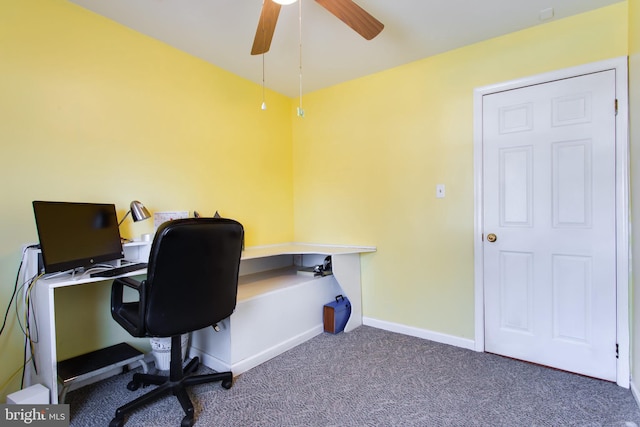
[251,0,384,55]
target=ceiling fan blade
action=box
[251,0,282,55]
[315,0,384,40]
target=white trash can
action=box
[150,334,189,371]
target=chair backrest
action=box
[143,217,244,337]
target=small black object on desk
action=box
[90,263,148,278]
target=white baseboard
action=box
[630,379,640,409]
[194,319,476,375]
[191,324,324,376]
[363,317,476,351]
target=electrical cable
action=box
[297,0,304,117]
[0,276,19,338]
[24,273,41,344]
[23,272,42,388]
[0,244,37,337]
[1,245,39,389]
[14,273,36,337]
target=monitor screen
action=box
[32,201,124,273]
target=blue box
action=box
[323,295,351,334]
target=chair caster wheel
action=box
[181,416,194,427]
[221,379,233,390]
[109,417,124,427]
[127,381,140,391]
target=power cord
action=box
[0,245,38,337]
[0,244,39,389]
[21,271,42,388]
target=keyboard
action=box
[90,262,148,278]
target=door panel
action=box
[553,140,592,227]
[499,251,533,333]
[500,146,533,226]
[483,70,617,381]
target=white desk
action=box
[23,242,375,404]
[23,241,151,404]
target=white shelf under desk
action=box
[237,266,307,301]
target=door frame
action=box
[473,57,630,387]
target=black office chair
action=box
[109,218,244,427]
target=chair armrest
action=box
[111,277,145,304]
[111,277,148,337]
[115,276,144,292]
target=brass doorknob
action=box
[487,233,497,242]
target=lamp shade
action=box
[273,0,297,4]
[130,200,151,222]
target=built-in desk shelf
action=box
[190,243,375,375]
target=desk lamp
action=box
[118,200,151,226]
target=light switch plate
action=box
[436,184,445,198]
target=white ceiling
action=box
[68,0,623,98]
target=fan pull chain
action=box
[261,52,267,110]
[259,1,267,111]
[296,0,304,117]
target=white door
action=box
[482,70,617,381]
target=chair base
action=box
[110,336,232,427]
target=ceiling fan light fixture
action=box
[273,0,297,5]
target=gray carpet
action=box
[67,326,640,426]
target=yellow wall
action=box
[629,0,640,389]
[0,0,293,398]
[0,0,632,401]
[293,3,628,338]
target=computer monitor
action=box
[32,201,125,273]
